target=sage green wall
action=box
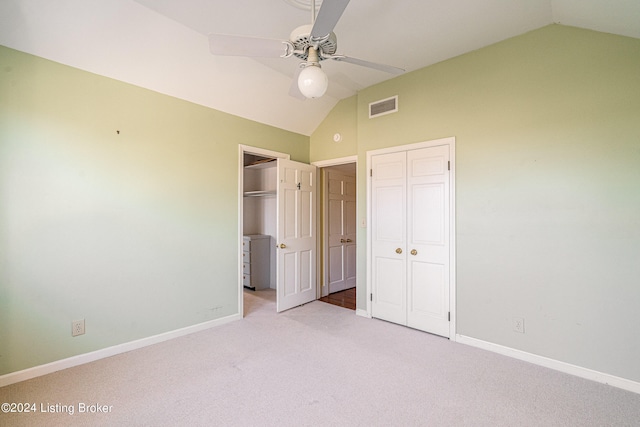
[311,25,640,383]
[309,95,358,161]
[0,45,308,375]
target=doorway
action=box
[239,146,287,317]
[314,157,358,310]
[238,145,318,316]
[319,287,356,310]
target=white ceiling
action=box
[1,0,639,135]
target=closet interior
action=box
[242,154,277,290]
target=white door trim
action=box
[366,137,456,340]
[312,155,358,168]
[312,156,358,299]
[238,145,290,318]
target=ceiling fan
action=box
[208,0,405,99]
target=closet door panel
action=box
[412,183,445,245]
[407,146,450,336]
[374,257,406,324]
[371,152,407,325]
[408,261,446,328]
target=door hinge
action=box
[370,169,373,177]
[448,311,451,321]
[370,293,373,302]
[447,161,450,171]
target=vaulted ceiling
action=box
[1,0,639,135]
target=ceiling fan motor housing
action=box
[290,24,337,61]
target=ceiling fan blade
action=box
[310,0,350,39]
[288,65,307,100]
[329,55,405,75]
[209,34,290,58]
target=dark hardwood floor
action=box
[318,287,356,310]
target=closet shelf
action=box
[244,158,276,169]
[244,190,276,197]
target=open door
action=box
[276,159,317,312]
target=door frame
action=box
[365,137,457,340]
[312,156,358,299]
[238,145,290,318]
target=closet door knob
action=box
[395,248,403,254]
[411,249,417,256]
[340,239,346,243]
[346,239,352,243]
[279,243,286,249]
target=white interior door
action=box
[371,151,407,325]
[327,170,357,293]
[276,159,317,312]
[406,146,450,336]
[370,144,451,337]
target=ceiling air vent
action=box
[369,95,398,118]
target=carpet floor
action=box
[1,289,639,426]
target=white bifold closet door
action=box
[371,144,450,337]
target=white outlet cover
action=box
[72,319,85,337]
[513,317,525,333]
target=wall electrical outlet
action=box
[72,319,85,337]
[513,317,525,333]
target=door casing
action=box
[312,156,358,299]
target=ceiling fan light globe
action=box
[298,65,328,98]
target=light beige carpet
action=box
[1,289,639,426]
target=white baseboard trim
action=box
[456,334,640,395]
[356,309,371,318]
[0,313,242,388]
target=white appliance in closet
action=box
[242,234,271,290]
[369,138,453,338]
[243,154,317,312]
